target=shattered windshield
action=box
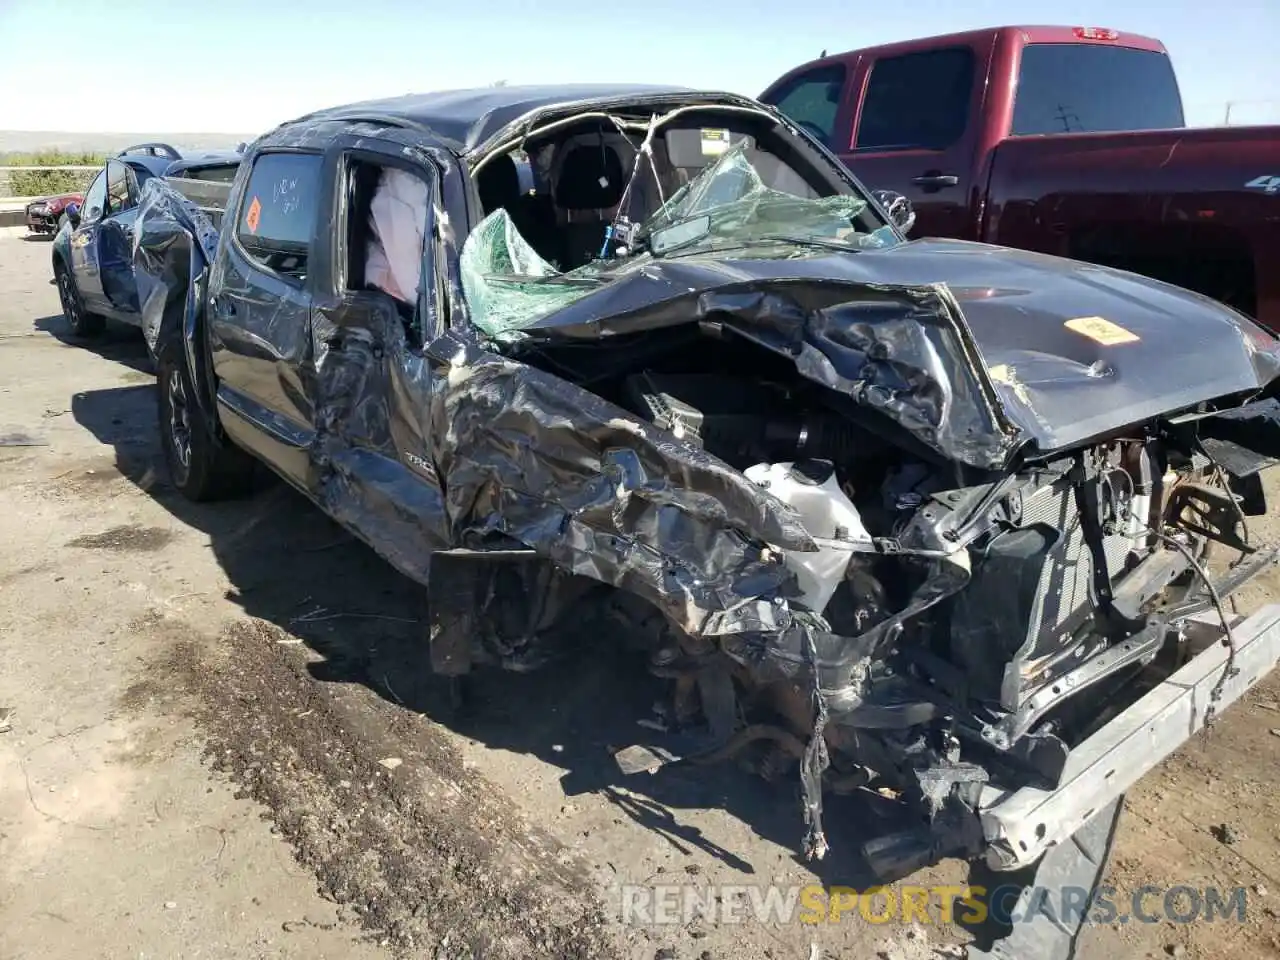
[460,207,608,339]
[460,139,897,338]
[640,141,892,256]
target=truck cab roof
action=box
[276,84,774,156]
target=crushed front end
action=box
[421,130,1280,892]
[424,274,1280,883]
[422,128,1280,892]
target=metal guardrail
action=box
[0,165,101,172]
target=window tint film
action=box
[855,47,975,151]
[762,65,846,147]
[237,152,323,250]
[1012,44,1184,135]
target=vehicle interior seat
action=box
[476,153,522,215]
[661,128,819,201]
[553,141,626,270]
[475,152,562,267]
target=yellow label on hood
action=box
[1064,316,1140,345]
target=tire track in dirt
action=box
[122,611,623,959]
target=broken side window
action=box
[342,157,437,343]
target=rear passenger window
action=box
[855,48,975,152]
[236,152,323,281]
[762,64,847,148]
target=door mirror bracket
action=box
[871,189,916,235]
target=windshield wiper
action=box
[752,234,864,252]
[652,234,865,260]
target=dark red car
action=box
[25,192,84,236]
[762,25,1280,331]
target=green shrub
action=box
[2,151,107,198]
[12,169,95,196]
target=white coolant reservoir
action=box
[744,460,872,614]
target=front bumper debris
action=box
[978,603,1280,871]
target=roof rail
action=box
[283,111,435,137]
[117,142,182,160]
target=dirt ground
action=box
[2,224,1279,960]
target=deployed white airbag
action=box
[366,167,429,304]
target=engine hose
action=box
[760,414,878,463]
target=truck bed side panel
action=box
[983,126,1280,328]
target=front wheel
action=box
[156,350,257,501]
[54,261,104,338]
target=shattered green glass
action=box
[459,208,597,338]
[641,142,870,251]
[460,140,883,337]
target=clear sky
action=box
[1,0,1276,133]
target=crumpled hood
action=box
[517,237,1280,465]
[838,239,1280,452]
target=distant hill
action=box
[0,130,258,158]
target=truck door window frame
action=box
[80,169,108,224]
[760,63,849,150]
[852,46,977,153]
[333,148,442,347]
[104,160,133,216]
[230,149,325,288]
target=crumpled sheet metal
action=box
[134,177,221,357]
[508,268,1016,471]
[128,151,975,865]
[129,179,819,641]
[427,331,817,637]
[131,177,993,645]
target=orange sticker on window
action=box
[245,196,262,233]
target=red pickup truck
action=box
[761,25,1280,331]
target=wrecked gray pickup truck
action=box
[133,83,1280,957]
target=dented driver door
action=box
[306,140,452,575]
[209,150,326,491]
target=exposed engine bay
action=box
[426,94,1280,877]
[429,314,1276,873]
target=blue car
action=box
[52,143,243,339]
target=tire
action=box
[156,349,257,501]
[54,259,105,338]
